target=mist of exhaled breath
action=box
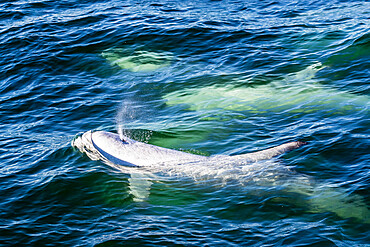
[116,100,136,140]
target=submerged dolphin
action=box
[102,50,172,72]
[72,130,370,222]
[163,62,369,114]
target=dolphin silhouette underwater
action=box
[72,130,370,222]
[163,62,369,114]
[102,50,172,72]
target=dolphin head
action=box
[72,131,137,167]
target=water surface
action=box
[0,0,369,246]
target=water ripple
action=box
[0,0,369,245]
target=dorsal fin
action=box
[232,141,307,162]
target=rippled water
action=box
[1,0,369,246]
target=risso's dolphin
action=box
[73,130,305,167]
[72,130,370,223]
[163,62,369,114]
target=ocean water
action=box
[0,0,369,246]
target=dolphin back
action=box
[231,141,307,163]
[72,131,307,167]
[73,131,206,167]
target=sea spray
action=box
[116,100,136,141]
[115,100,153,143]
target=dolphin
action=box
[72,130,306,201]
[72,130,370,222]
[72,130,306,168]
[163,62,369,114]
[102,50,172,72]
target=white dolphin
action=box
[73,130,305,167]
[72,130,369,222]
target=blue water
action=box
[1,0,369,246]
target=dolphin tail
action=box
[233,141,307,162]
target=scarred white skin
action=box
[72,130,307,182]
[72,130,306,168]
